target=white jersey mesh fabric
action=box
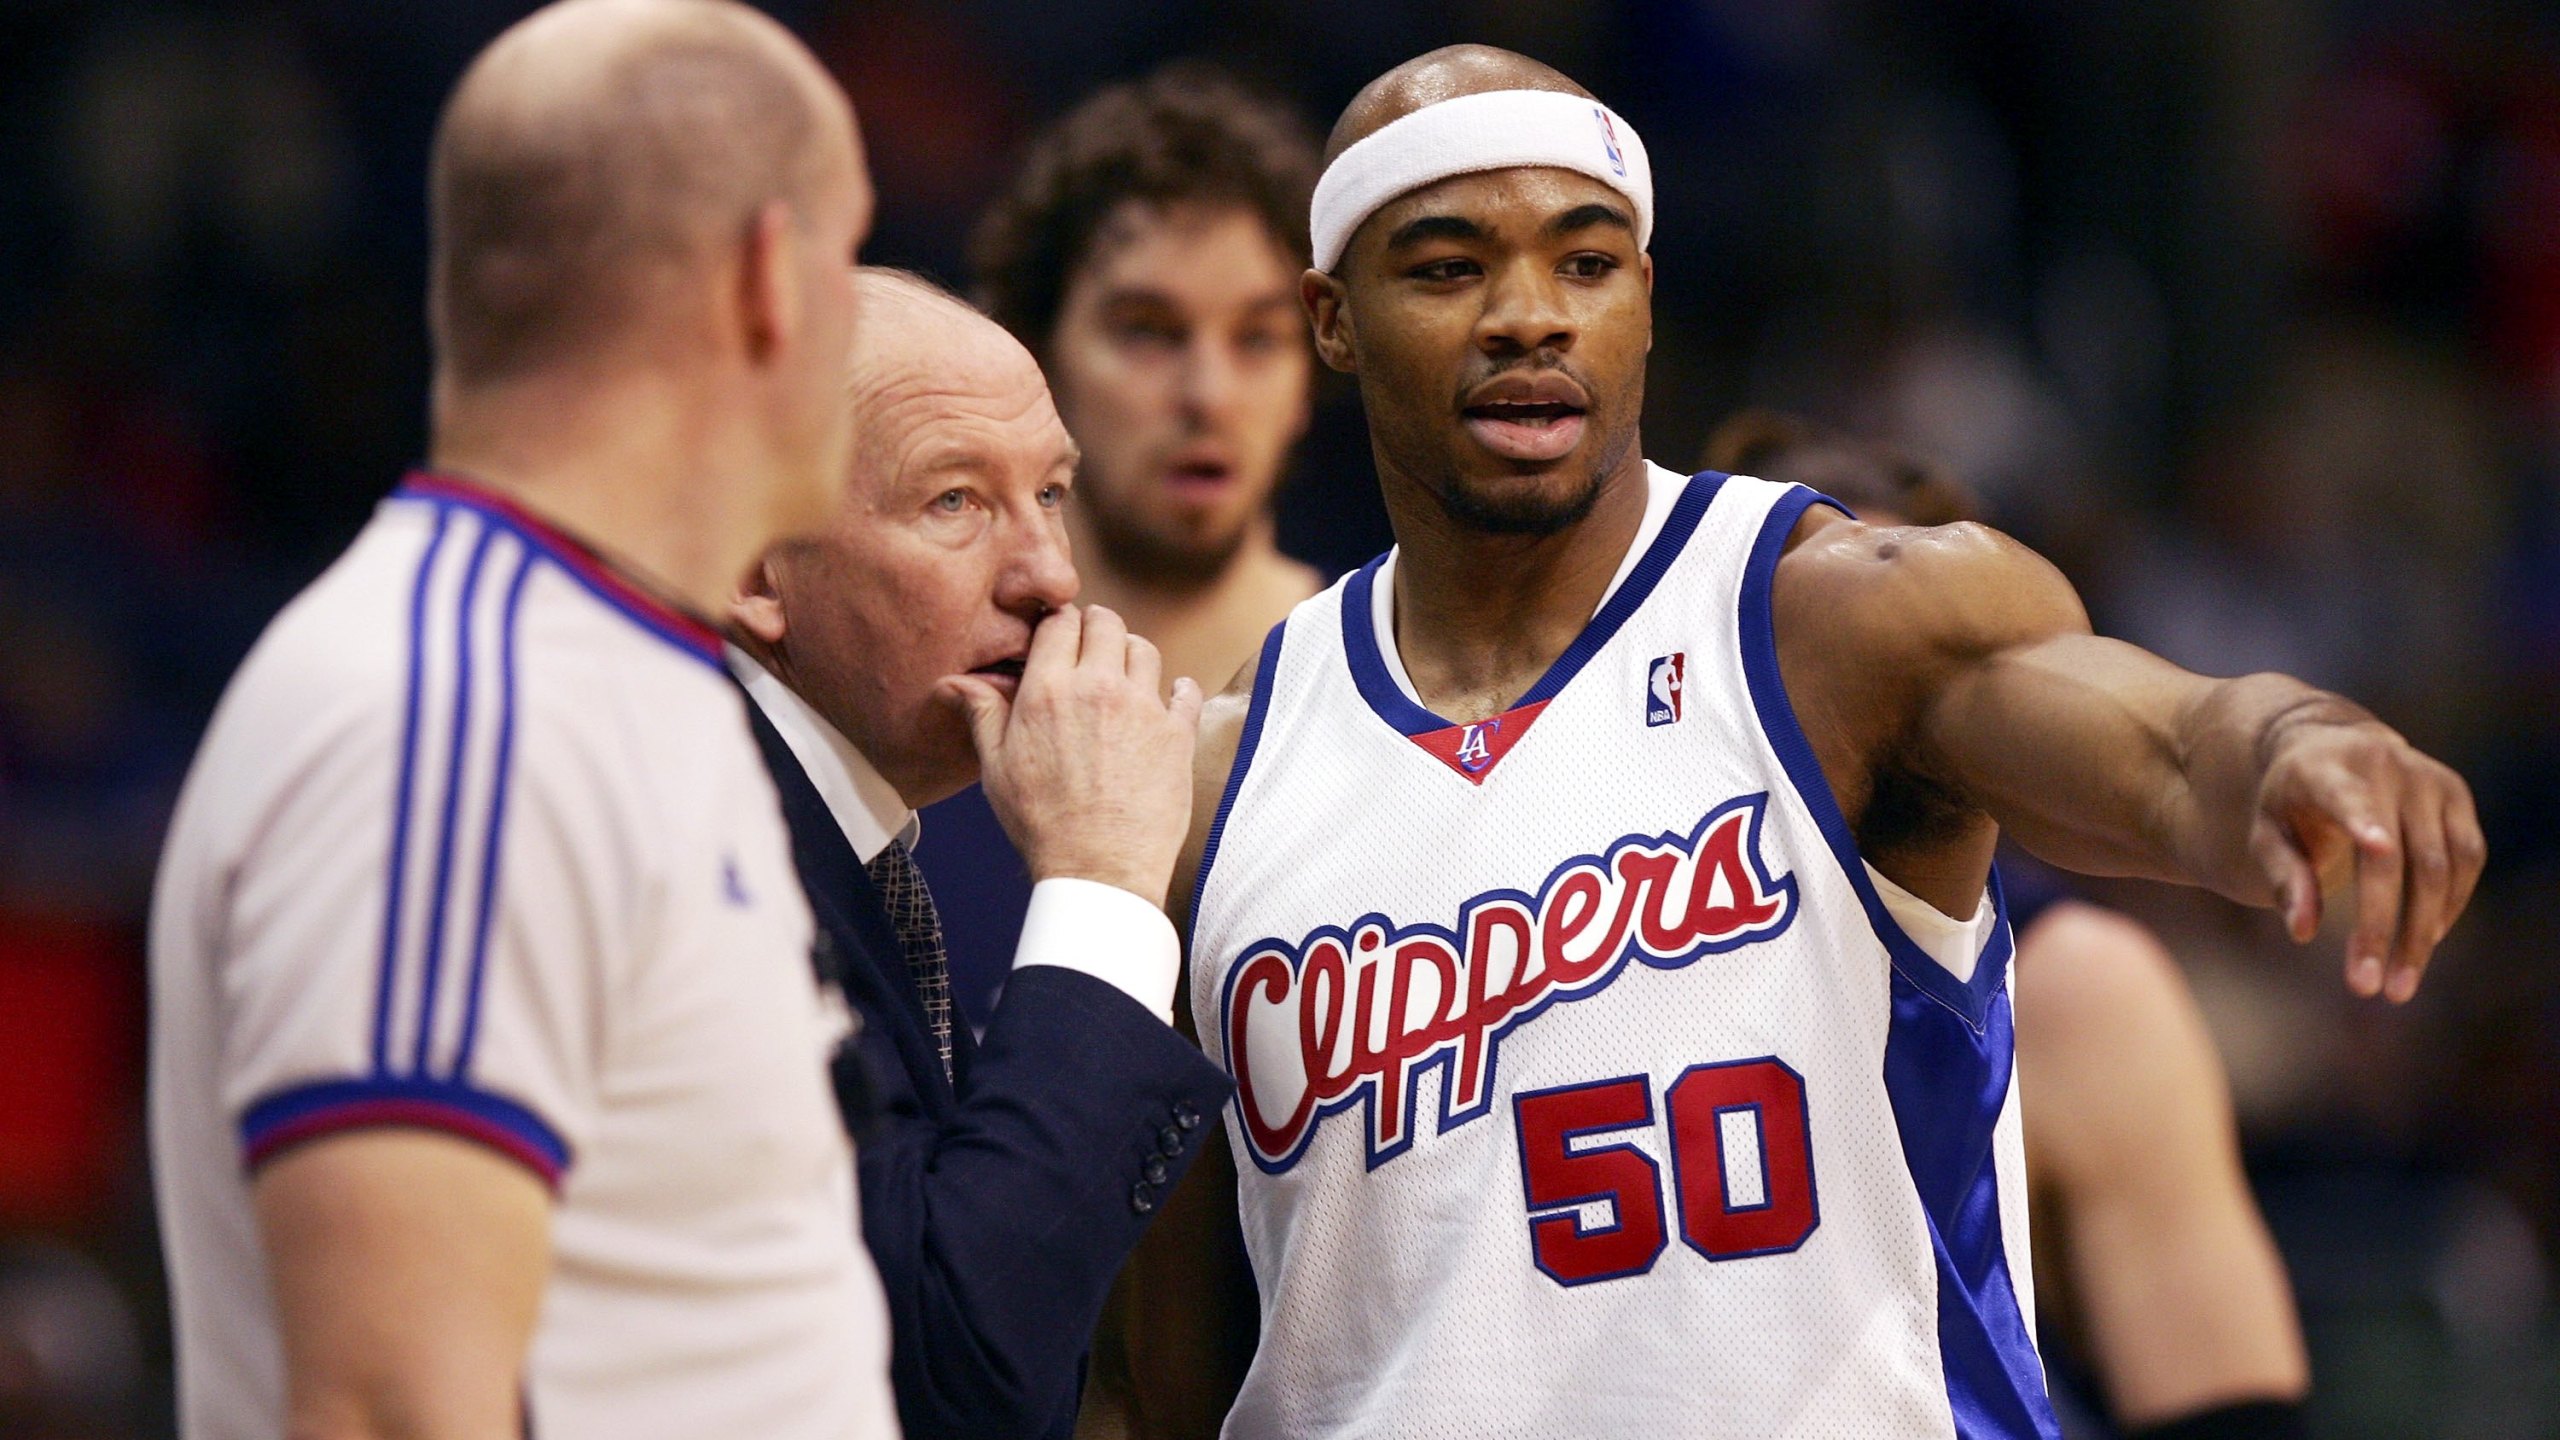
[1190,468,2056,1439]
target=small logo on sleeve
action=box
[721,853,753,907]
[1646,653,1685,727]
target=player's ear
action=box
[1303,269,1357,375]
[736,198,801,367]
[730,554,790,647]
[1641,253,1655,353]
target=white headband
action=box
[1310,88,1654,272]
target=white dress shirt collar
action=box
[727,646,919,863]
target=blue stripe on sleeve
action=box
[450,547,536,1080]
[411,519,497,1074]
[373,507,453,1074]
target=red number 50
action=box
[1511,1057,1818,1287]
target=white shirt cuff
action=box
[1010,878,1181,1024]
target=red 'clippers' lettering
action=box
[1222,795,1798,1172]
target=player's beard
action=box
[1430,415,1633,538]
[1435,467,1607,536]
[1081,495,1251,588]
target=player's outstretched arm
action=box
[255,1130,551,1440]
[1098,664,1261,1440]
[1774,508,2483,1001]
[2016,904,2309,1428]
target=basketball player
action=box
[1705,411,2310,1439]
[1128,45,2482,1439]
[967,66,1330,1428]
[972,61,1326,693]
[148,3,895,1436]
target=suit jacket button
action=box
[1173,1101,1202,1129]
[1157,1125,1185,1155]
[1142,1156,1168,1185]
[1130,1183,1157,1215]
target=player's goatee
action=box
[1436,466,1609,536]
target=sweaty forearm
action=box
[2162,674,2374,902]
[1932,638,2342,900]
[1921,634,2209,883]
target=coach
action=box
[727,268,1233,1440]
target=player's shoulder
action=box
[1771,500,2088,664]
[2013,900,2200,1061]
[1195,644,1268,795]
[2012,900,2234,1182]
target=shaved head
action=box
[430,0,862,384]
[1323,44,1592,166]
[1305,44,1650,543]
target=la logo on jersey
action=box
[1646,652,1684,727]
[1219,794,1799,1174]
[1453,718,1500,773]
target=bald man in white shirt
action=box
[149,3,894,1438]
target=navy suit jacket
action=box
[743,699,1234,1440]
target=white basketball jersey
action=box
[1190,466,2058,1439]
[151,473,896,1439]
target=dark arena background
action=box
[1,1,2556,1436]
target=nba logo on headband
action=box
[1308,89,1656,271]
[1594,107,1627,178]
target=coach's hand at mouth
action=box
[941,604,1206,909]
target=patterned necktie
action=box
[866,839,953,1080]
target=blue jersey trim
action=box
[1517,470,1727,709]
[412,520,498,1073]
[1735,481,2055,1434]
[1187,622,1287,951]
[1883,981,2059,1438]
[240,1075,571,1188]
[1733,483,2013,1030]
[1339,469,1731,740]
[372,507,452,1073]
[1339,560,1441,737]
[451,547,536,1080]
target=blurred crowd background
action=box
[0,1,2555,1436]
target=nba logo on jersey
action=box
[1646,653,1684,727]
[1593,106,1627,177]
